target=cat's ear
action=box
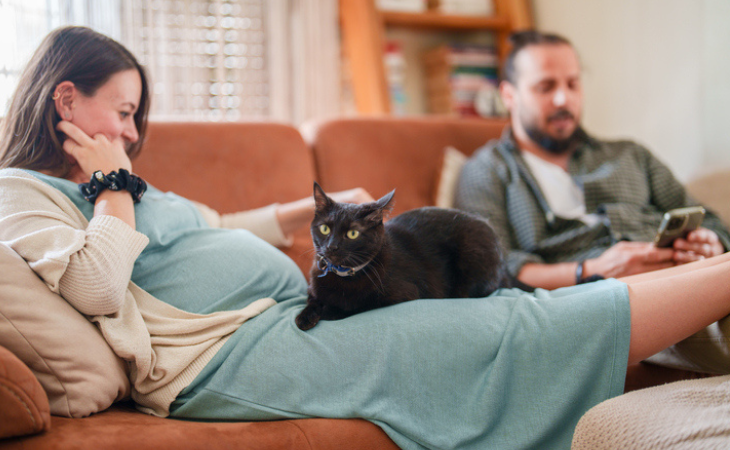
[313,181,335,212]
[364,189,395,223]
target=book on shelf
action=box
[422,43,505,117]
[384,41,408,115]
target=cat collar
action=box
[317,256,372,278]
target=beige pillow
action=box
[0,243,130,417]
[434,146,468,208]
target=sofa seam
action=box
[287,420,314,450]
[0,382,38,429]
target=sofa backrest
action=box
[308,117,508,214]
[686,169,730,227]
[134,122,316,213]
[134,121,317,273]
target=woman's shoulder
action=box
[0,168,77,190]
[0,168,78,214]
[0,167,36,179]
[0,168,65,196]
[0,168,48,191]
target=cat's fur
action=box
[295,182,509,331]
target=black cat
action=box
[295,182,510,331]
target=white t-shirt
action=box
[521,151,600,226]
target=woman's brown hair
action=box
[0,26,150,177]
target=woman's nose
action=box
[123,122,139,144]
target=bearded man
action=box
[455,30,730,289]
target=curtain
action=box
[0,0,343,125]
[266,0,342,124]
[0,0,122,114]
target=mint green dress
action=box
[34,172,631,450]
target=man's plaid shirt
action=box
[455,128,730,277]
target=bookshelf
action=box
[339,0,533,115]
[381,10,509,30]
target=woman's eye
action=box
[319,224,330,235]
[346,229,360,239]
[120,112,130,119]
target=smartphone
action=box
[654,206,706,247]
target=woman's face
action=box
[69,69,142,150]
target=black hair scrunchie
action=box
[79,168,147,203]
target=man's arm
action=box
[454,148,544,278]
[517,261,580,290]
[519,241,676,289]
[455,146,678,289]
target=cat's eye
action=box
[319,224,331,235]
[346,229,360,240]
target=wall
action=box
[533,0,730,182]
[701,0,730,173]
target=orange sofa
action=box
[0,117,716,449]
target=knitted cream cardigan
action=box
[0,169,276,416]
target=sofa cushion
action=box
[0,345,51,439]
[0,243,130,418]
[0,402,400,450]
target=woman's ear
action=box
[52,81,77,121]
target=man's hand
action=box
[672,227,725,263]
[584,241,675,279]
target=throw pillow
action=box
[0,345,51,438]
[0,243,130,418]
[434,146,467,209]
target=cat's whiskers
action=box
[363,266,386,294]
[337,249,366,267]
[358,257,386,294]
[301,246,319,258]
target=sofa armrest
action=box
[0,345,51,439]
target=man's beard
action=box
[523,109,582,155]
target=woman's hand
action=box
[327,187,375,205]
[673,227,725,263]
[56,120,136,228]
[275,187,375,237]
[57,120,132,180]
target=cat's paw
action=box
[295,307,321,331]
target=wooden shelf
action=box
[382,11,510,31]
[340,0,532,115]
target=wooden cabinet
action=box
[339,0,532,115]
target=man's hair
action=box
[0,26,150,177]
[502,30,573,85]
